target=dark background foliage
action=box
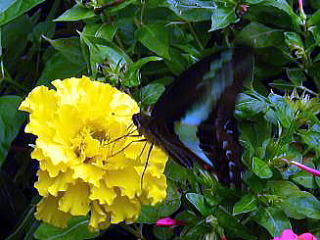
[0,0,320,239]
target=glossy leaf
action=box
[267,181,320,219]
[0,96,25,165]
[140,83,165,105]
[43,37,85,64]
[215,208,256,240]
[209,6,237,32]
[0,0,45,27]
[253,207,292,237]
[37,53,86,86]
[233,194,258,215]
[236,22,284,48]
[34,216,98,240]
[252,157,273,179]
[136,24,170,59]
[186,193,210,217]
[244,0,300,30]
[166,0,215,22]
[54,4,95,22]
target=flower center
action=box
[72,127,113,165]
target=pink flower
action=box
[291,161,320,177]
[239,4,249,14]
[155,217,185,227]
[281,159,320,177]
[298,233,318,240]
[272,229,318,240]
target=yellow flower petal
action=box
[59,181,90,215]
[104,168,141,199]
[103,196,141,224]
[35,195,71,228]
[35,170,54,197]
[19,86,57,139]
[141,174,167,205]
[31,147,67,177]
[90,181,116,205]
[73,164,105,187]
[89,201,110,231]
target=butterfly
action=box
[133,47,254,186]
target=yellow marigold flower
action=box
[19,76,168,230]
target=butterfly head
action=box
[132,113,151,135]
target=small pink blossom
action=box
[239,4,249,14]
[155,217,185,227]
[272,229,318,240]
[281,159,320,177]
[298,0,303,12]
[291,161,320,177]
[298,233,318,240]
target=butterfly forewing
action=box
[135,47,254,186]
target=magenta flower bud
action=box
[272,229,318,240]
[155,217,185,227]
[290,161,320,177]
[298,233,318,240]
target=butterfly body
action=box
[133,47,254,186]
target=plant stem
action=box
[119,223,146,240]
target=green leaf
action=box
[140,83,165,105]
[215,208,256,239]
[267,181,320,219]
[243,172,266,193]
[243,0,300,30]
[54,4,95,22]
[236,92,267,118]
[79,31,131,75]
[291,170,315,189]
[166,0,215,22]
[37,53,86,86]
[299,124,320,156]
[268,93,295,128]
[308,9,320,26]
[94,24,118,42]
[186,193,210,217]
[28,21,56,43]
[209,6,237,32]
[233,194,258,215]
[165,160,190,183]
[0,0,45,27]
[138,181,181,223]
[2,15,33,68]
[253,207,291,237]
[153,227,175,240]
[252,157,273,179]
[124,56,162,87]
[286,68,305,86]
[0,96,26,165]
[236,22,284,48]
[181,218,211,239]
[43,37,85,64]
[34,216,98,240]
[284,32,304,53]
[136,24,170,59]
[284,192,320,219]
[309,26,320,45]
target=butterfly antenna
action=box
[140,143,153,190]
[108,139,147,158]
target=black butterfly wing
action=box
[147,47,254,184]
